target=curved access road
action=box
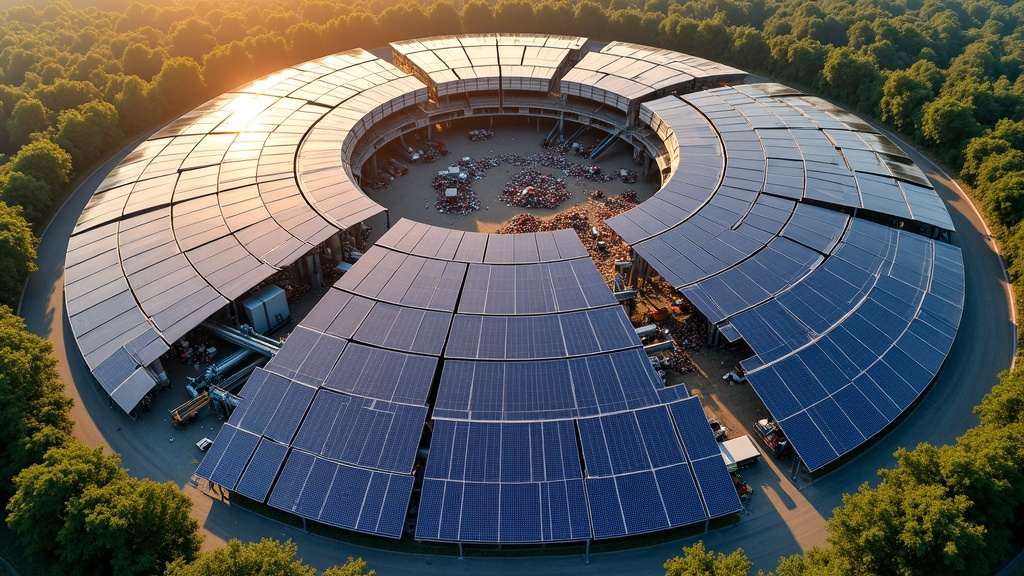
[19,126,1014,574]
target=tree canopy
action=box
[164,538,373,576]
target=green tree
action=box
[0,205,38,309]
[150,57,206,116]
[121,43,165,81]
[664,541,752,576]
[56,477,202,576]
[920,96,983,165]
[976,367,1024,426]
[164,538,373,576]
[166,17,217,62]
[32,80,101,117]
[8,139,73,193]
[461,0,494,34]
[822,47,883,113]
[826,474,987,576]
[5,97,48,149]
[54,100,122,170]
[574,1,609,39]
[6,442,123,559]
[731,26,771,72]
[493,0,535,33]
[0,171,52,228]
[202,41,255,95]
[880,69,935,136]
[112,74,158,136]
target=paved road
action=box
[19,133,1014,574]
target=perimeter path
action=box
[19,131,1014,574]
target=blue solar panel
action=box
[745,366,801,421]
[549,260,590,311]
[295,456,335,518]
[355,472,390,533]
[263,382,316,444]
[208,425,260,490]
[656,463,708,526]
[602,412,649,475]
[265,326,322,380]
[499,483,542,542]
[500,424,532,482]
[865,360,917,410]
[794,344,850,395]
[852,373,901,420]
[319,462,371,528]
[268,450,316,512]
[778,411,838,471]
[806,397,863,454]
[195,424,237,481]
[477,316,508,359]
[895,329,944,374]
[376,473,415,538]
[832,384,888,440]
[414,478,446,540]
[515,264,556,313]
[294,333,346,386]
[461,482,500,542]
[617,471,669,533]
[635,406,685,468]
[826,326,878,371]
[668,396,721,461]
[233,368,290,436]
[324,344,436,404]
[235,440,290,502]
[882,346,932,393]
[485,266,516,314]
[773,355,828,409]
[541,480,591,541]
[324,293,375,339]
[855,299,904,341]
[586,477,626,538]
[690,457,741,516]
[439,480,465,540]
[465,422,501,482]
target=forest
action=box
[0,0,1023,574]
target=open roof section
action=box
[197,219,739,543]
[390,34,587,98]
[65,49,419,413]
[559,41,746,116]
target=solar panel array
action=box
[391,34,587,96]
[65,49,425,413]
[69,34,969,533]
[605,83,964,471]
[560,42,745,114]
[198,220,740,543]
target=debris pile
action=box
[500,170,570,209]
[468,129,494,141]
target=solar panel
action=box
[235,439,289,502]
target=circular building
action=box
[64,34,963,545]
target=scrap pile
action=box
[365,171,392,189]
[500,170,569,209]
[431,167,479,215]
[422,140,448,162]
[468,129,494,141]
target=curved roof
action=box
[391,34,586,95]
[606,83,963,470]
[65,34,965,539]
[65,50,426,412]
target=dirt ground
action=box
[358,117,772,445]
